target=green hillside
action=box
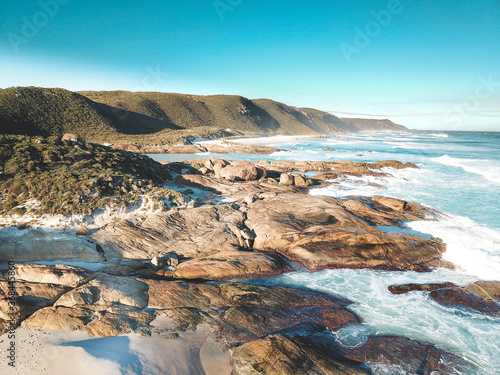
[0,87,407,145]
[0,87,181,142]
[340,118,407,131]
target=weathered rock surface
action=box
[145,281,358,347]
[0,157,474,373]
[19,274,153,337]
[245,193,444,271]
[430,282,500,315]
[154,251,291,280]
[231,332,472,375]
[219,161,260,181]
[22,304,154,337]
[91,204,248,259]
[12,264,95,287]
[0,280,70,326]
[13,276,359,344]
[0,228,102,262]
[388,281,500,315]
[136,142,281,154]
[232,334,368,375]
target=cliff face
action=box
[0,87,408,144]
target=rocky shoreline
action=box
[1,155,498,374]
[111,141,282,154]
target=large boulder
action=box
[219,161,259,181]
[279,173,294,186]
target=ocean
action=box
[150,131,500,374]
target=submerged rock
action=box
[388,282,457,294]
[334,335,473,374]
[388,281,500,315]
[430,283,500,316]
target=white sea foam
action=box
[310,165,423,199]
[432,155,500,185]
[229,135,317,145]
[408,213,500,280]
[429,133,450,138]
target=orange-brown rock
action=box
[219,160,260,181]
[155,251,291,280]
[246,193,444,271]
[255,159,418,176]
[232,334,367,375]
[145,281,358,346]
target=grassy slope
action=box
[0,135,184,216]
[79,91,283,133]
[340,118,407,131]
[0,87,182,142]
[0,87,407,145]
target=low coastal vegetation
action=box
[0,135,184,216]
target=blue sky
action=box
[1,0,499,130]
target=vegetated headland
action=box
[1,87,495,375]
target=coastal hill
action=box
[0,87,406,144]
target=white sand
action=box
[195,134,319,146]
[0,325,232,375]
[228,134,319,145]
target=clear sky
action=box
[1,0,499,130]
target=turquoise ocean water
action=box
[151,131,500,374]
